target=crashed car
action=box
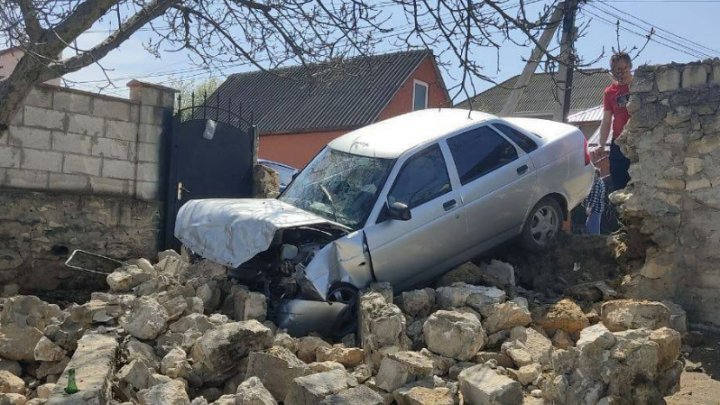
[175,108,594,336]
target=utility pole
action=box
[553,0,580,122]
[500,3,564,116]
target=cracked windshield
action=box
[279,147,394,230]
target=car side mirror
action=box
[386,201,411,221]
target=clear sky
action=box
[62,0,720,103]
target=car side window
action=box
[387,144,451,209]
[492,123,539,153]
[447,126,519,185]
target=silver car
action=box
[175,109,594,335]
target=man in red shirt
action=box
[598,52,633,191]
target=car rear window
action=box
[491,123,539,153]
[447,126,518,185]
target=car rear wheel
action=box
[521,197,562,252]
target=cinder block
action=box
[136,181,159,200]
[103,159,135,180]
[93,98,131,121]
[52,132,93,155]
[24,106,64,130]
[8,126,51,149]
[136,142,160,162]
[657,68,681,92]
[92,138,129,159]
[0,145,21,168]
[138,124,163,144]
[0,129,6,145]
[10,109,23,126]
[140,87,161,106]
[90,176,128,194]
[67,114,104,136]
[64,154,102,176]
[0,168,6,186]
[105,120,137,142]
[161,91,176,109]
[49,173,89,190]
[129,104,140,123]
[53,91,92,114]
[23,87,53,108]
[682,64,710,88]
[137,162,158,182]
[6,168,48,189]
[22,149,62,172]
[140,106,165,125]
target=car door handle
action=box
[516,164,529,175]
[443,199,457,211]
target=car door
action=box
[363,143,466,291]
[446,124,538,250]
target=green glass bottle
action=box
[65,368,79,394]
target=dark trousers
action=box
[609,142,630,191]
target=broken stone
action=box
[169,314,216,335]
[148,373,173,387]
[551,348,578,375]
[657,360,683,395]
[473,352,514,369]
[0,393,27,405]
[125,338,161,370]
[375,351,434,392]
[485,330,510,350]
[161,347,191,379]
[161,296,189,322]
[37,383,56,399]
[308,361,345,374]
[503,327,553,370]
[533,299,589,336]
[577,323,617,352]
[0,295,63,330]
[222,285,267,322]
[448,362,475,380]
[358,292,408,369]
[481,297,532,334]
[368,282,394,304]
[351,364,372,383]
[36,357,70,379]
[0,371,24,394]
[198,387,223,402]
[0,361,19,378]
[393,386,454,405]
[316,347,364,368]
[296,336,331,364]
[272,333,298,353]
[121,297,170,340]
[600,300,671,332]
[284,369,358,405]
[423,310,486,361]
[458,365,522,405]
[246,346,310,401]
[513,363,541,386]
[33,336,65,362]
[118,359,153,390]
[321,384,384,405]
[661,301,688,334]
[400,289,435,318]
[138,379,190,405]
[190,321,273,385]
[479,260,516,288]
[419,349,455,376]
[0,325,44,361]
[234,376,277,405]
[649,327,681,372]
[551,330,574,349]
[434,283,505,311]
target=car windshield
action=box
[280,147,394,230]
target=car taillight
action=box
[583,137,591,166]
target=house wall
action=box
[617,60,720,328]
[0,82,174,295]
[259,56,451,168]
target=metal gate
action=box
[162,94,257,249]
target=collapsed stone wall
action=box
[0,189,160,294]
[617,59,720,327]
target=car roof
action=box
[328,108,496,159]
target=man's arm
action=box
[598,110,613,155]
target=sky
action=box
[61,0,720,103]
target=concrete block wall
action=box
[617,59,720,327]
[0,81,175,200]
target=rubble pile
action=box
[0,250,687,404]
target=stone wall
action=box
[617,59,720,327]
[0,80,174,199]
[0,189,161,294]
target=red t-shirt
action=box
[603,82,630,140]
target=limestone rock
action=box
[368,282,394,304]
[479,260,516,288]
[649,327,681,372]
[481,297,532,334]
[434,283,505,311]
[296,337,331,364]
[36,383,55,399]
[473,352,514,369]
[600,300,671,332]
[0,393,27,405]
[321,384,384,405]
[458,365,522,405]
[161,348,191,379]
[190,321,273,385]
[503,327,552,370]
[125,339,161,370]
[551,348,578,375]
[0,360,20,377]
[661,301,688,334]
[118,359,153,390]
[234,376,277,405]
[0,325,44,361]
[514,363,541,386]
[315,347,364,368]
[122,297,170,340]
[0,371,24,394]
[246,346,310,401]
[358,292,408,369]
[400,289,435,317]
[375,351,434,392]
[0,295,63,330]
[222,286,267,322]
[423,310,486,361]
[33,336,65,362]
[308,362,345,374]
[284,369,358,405]
[271,333,297,354]
[393,386,454,405]
[534,299,589,335]
[138,380,190,405]
[551,330,574,349]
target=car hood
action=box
[175,198,348,268]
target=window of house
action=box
[413,80,428,111]
[388,144,450,209]
[447,126,519,185]
[491,123,539,153]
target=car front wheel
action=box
[521,197,562,252]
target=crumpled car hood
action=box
[175,198,347,268]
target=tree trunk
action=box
[0,53,52,131]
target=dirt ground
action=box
[666,330,720,405]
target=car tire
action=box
[521,197,562,252]
[327,283,359,338]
